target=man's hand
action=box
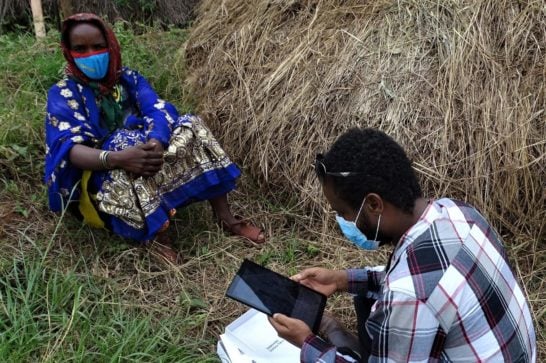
[292,268,348,297]
[268,314,312,348]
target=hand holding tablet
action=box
[225,259,327,333]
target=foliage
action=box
[0,0,198,33]
[0,253,213,362]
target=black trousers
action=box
[353,291,375,362]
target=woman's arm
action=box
[122,68,177,147]
[69,141,164,177]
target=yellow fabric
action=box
[79,170,105,228]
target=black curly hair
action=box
[317,128,422,213]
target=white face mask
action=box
[335,197,381,250]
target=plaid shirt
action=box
[301,198,536,362]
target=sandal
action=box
[219,215,266,246]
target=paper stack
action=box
[217,309,301,363]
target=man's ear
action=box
[366,193,384,215]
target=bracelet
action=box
[99,150,111,170]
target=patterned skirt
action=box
[89,115,240,241]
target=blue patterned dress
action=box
[45,67,240,241]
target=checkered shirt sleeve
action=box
[301,335,359,363]
[346,267,385,296]
[300,267,384,363]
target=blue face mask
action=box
[73,51,110,80]
[335,197,381,250]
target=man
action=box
[269,128,536,362]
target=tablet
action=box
[225,259,326,333]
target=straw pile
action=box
[185,0,545,351]
[185,0,545,240]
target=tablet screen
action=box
[225,259,326,333]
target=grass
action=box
[0,25,372,362]
[0,252,213,362]
[0,26,222,362]
[1,15,543,362]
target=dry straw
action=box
[184,0,545,354]
[185,0,545,237]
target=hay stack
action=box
[185,0,545,242]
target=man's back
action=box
[370,198,536,362]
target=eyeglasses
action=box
[314,153,361,182]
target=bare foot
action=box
[151,234,180,264]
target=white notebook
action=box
[218,309,300,363]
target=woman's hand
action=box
[110,142,164,177]
[147,138,164,154]
[268,314,313,348]
[292,268,348,297]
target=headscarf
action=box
[60,13,124,131]
[61,13,122,94]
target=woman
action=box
[44,13,265,262]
